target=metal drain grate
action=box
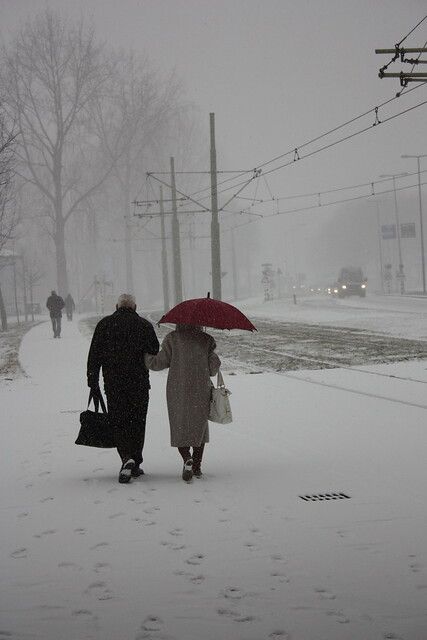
[299,492,351,502]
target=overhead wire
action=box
[185,82,426,201]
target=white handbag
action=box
[209,370,232,424]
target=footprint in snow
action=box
[71,609,96,619]
[217,607,240,618]
[40,496,54,503]
[315,587,336,600]
[243,541,258,551]
[94,562,110,572]
[38,471,51,476]
[10,548,27,559]
[90,542,109,550]
[271,553,285,562]
[185,553,204,565]
[58,561,80,569]
[34,529,57,538]
[408,555,423,573]
[270,570,290,583]
[108,512,125,519]
[189,574,205,585]
[383,634,405,639]
[139,614,163,632]
[74,528,87,535]
[17,512,29,518]
[0,631,14,637]
[268,632,290,639]
[326,610,350,624]
[85,580,113,600]
[221,586,246,600]
[169,528,183,537]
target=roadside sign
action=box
[400,222,416,238]
[381,224,396,240]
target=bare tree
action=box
[90,50,183,292]
[0,103,17,330]
[1,9,120,295]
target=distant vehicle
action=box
[332,267,367,298]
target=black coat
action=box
[64,294,75,311]
[46,293,65,318]
[87,308,159,393]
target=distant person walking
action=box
[64,294,75,321]
[46,290,65,338]
[87,294,159,484]
[145,324,221,482]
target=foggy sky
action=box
[1,0,426,290]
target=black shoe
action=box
[182,458,193,482]
[193,466,203,478]
[131,466,144,478]
[119,459,135,484]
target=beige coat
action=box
[145,326,221,447]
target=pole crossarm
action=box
[376,48,427,54]
[136,212,207,217]
[147,173,211,212]
[380,72,427,78]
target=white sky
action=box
[1,0,426,199]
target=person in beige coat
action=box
[145,324,221,481]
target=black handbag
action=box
[75,390,115,448]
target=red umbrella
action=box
[158,294,257,331]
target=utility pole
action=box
[375,200,385,294]
[210,113,222,300]
[380,173,408,294]
[124,202,134,293]
[159,187,170,313]
[231,226,238,300]
[170,156,183,304]
[402,154,427,294]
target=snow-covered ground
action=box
[240,293,427,340]
[2,303,427,640]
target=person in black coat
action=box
[46,290,65,338]
[87,293,159,483]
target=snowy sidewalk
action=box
[1,318,427,639]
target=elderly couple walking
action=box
[87,293,221,484]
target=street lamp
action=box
[379,172,409,294]
[401,154,427,294]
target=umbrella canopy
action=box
[159,296,257,331]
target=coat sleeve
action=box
[144,334,172,371]
[87,322,104,387]
[208,337,221,376]
[143,322,160,355]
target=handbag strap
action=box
[217,370,225,388]
[88,390,107,413]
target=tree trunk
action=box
[0,282,7,331]
[55,218,69,296]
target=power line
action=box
[185,82,426,201]
[211,93,427,200]
[397,14,427,46]
[234,168,427,209]
[266,178,427,219]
